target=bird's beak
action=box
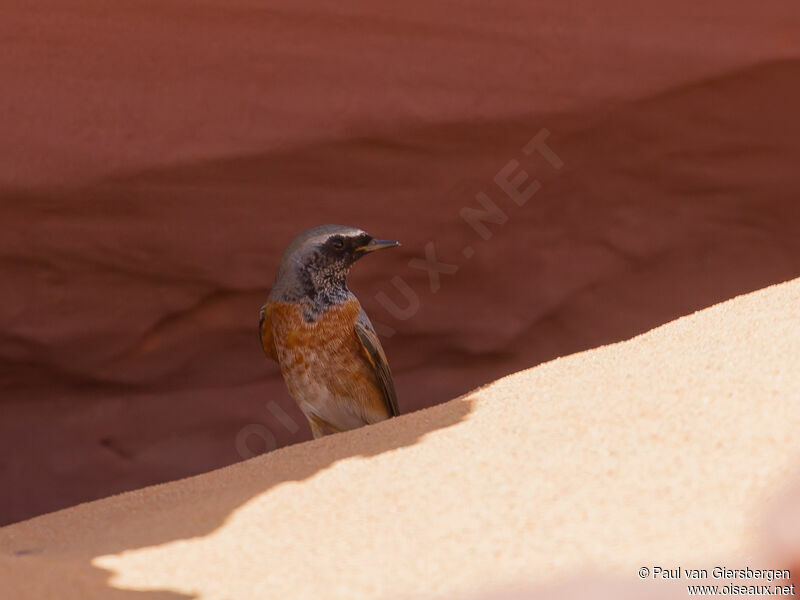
[356,238,401,253]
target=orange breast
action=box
[263,299,390,428]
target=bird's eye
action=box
[331,238,345,250]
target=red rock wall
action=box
[1,0,799,525]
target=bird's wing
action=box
[259,303,279,362]
[354,309,399,417]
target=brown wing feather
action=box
[354,309,399,417]
[259,303,279,362]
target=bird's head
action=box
[270,224,400,304]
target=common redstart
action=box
[259,225,400,439]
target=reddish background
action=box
[1,0,799,525]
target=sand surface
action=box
[3,0,800,526]
[1,278,798,599]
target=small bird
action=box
[259,224,400,439]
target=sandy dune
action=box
[1,278,797,599]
